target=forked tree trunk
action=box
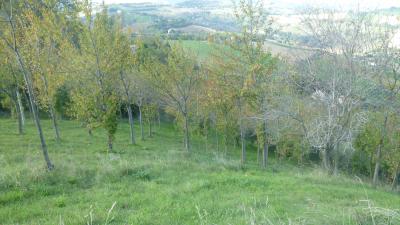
[127,105,135,144]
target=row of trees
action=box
[0,0,399,189]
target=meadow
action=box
[0,118,399,225]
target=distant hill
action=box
[374,7,400,15]
[176,0,226,8]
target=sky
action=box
[92,0,400,10]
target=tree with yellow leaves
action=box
[70,2,122,151]
[141,41,202,152]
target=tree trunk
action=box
[158,108,161,129]
[108,133,113,152]
[40,74,60,142]
[373,115,388,186]
[224,132,228,155]
[148,119,153,137]
[370,151,374,178]
[30,94,53,170]
[14,47,54,170]
[262,119,268,169]
[239,99,246,166]
[215,127,219,153]
[16,90,25,126]
[321,149,330,171]
[298,143,306,166]
[183,114,190,152]
[240,124,246,166]
[205,124,208,152]
[373,142,383,186]
[49,105,61,142]
[88,128,93,136]
[257,141,261,164]
[392,163,399,191]
[15,100,23,135]
[333,148,339,176]
[25,91,34,119]
[263,142,269,169]
[223,114,229,155]
[11,92,23,135]
[139,105,144,141]
[127,105,135,144]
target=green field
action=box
[177,40,219,61]
[177,40,312,62]
[0,118,399,225]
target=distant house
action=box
[167,28,177,35]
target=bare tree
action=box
[296,8,376,174]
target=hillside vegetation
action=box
[1,1,400,224]
[0,118,399,225]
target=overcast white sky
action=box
[93,0,400,10]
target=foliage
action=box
[1,0,400,218]
[54,85,72,118]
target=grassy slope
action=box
[0,118,399,225]
[177,40,312,63]
[176,40,217,61]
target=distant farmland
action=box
[177,40,314,62]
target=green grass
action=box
[0,117,399,225]
[174,40,218,61]
[176,39,312,63]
